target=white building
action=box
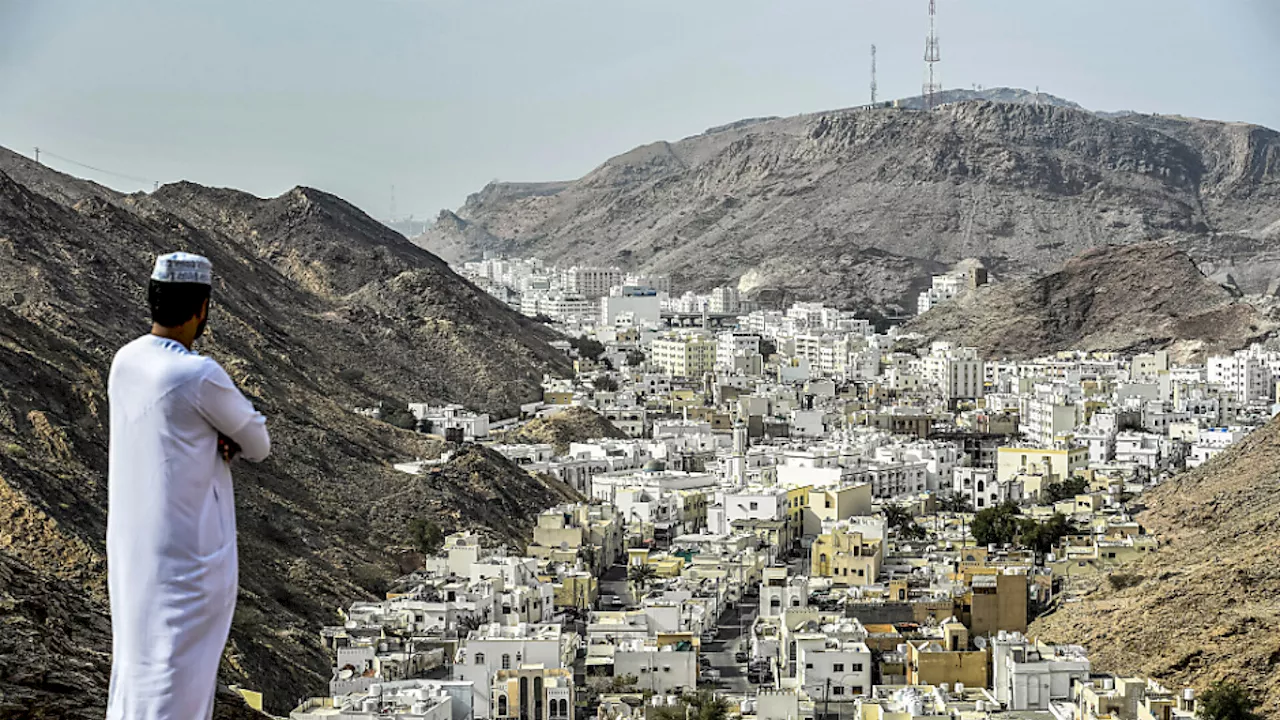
[921,343,985,401]
[1208,353,1273,405]
[601,286,662,327]
[758,568,809,617]
[611,638,698,693]
[709,286,741,314]
[1187,426,1250,468]
[455,624,574,718]
[796,636,873,702]
[991,631,1090,711]
[290,679,473,720]
[562,266,624,299]
[916,273,964,315]
[408,404,490,440]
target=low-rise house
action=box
[491,666,575,720]
[990,631,1090,711]
[290,679,474,720]
[455,623,576,718]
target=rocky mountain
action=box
[500,406,629,454]
[417,92,1280,313]
[0,147,576,715]
[899,243,1276,360]
[1031,414,1280,713]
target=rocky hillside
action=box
[501,406,629,454]
[1032,415,1280,713]
[417,92,1280,312]
[899,243,1276,360]
[0,147,574,715]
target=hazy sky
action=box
[2,1,1277,221]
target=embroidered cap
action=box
[151,252,213,285]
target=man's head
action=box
[149,252,213,347]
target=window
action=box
[833,663,844,672]
[853,686,864,695]
[832,686,845,696]
[852,663,863,672]
[516,652,522,664]
[475,652,485,665]
[825,499,831,508]
[497,695,508,716]
[805,663,814,670]
[502,653,511,669]
[749,502,758,510]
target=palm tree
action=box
[628,563,658,593]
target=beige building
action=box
[803,483,873,535]
[905,618,988,689]
[650,334,717,378]
[491,666,575,720]
[996,445,1089,487]
[810,522,883,587]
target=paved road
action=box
[599,564,634,608]
[703,601,758,696]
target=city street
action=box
[702,601,757,695]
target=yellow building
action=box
[811,522,883,587]
[650,335,716,378]
[967,572,1028,636]
[552,572,598,610]
[996,445,1089,486]
[804,482,874,535]
[785,485,811,544]
[543,391,574,406]
[491,666,575,720]
[677,490,709,532]
[905,618,988,688]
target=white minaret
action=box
[729,416,748,487]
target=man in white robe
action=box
[106,252,270,720]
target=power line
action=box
[32,147,162,188]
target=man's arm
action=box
[197,361,270,462]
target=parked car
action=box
[702,668,721,680]
[734,650,749,663]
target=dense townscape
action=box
[290,261,1276,720]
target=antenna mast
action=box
[923,0,941,109]
[870,44,880,103]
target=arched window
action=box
[976,480,984,492]
[502,653,511,669]
[497,695,508,716]
[475,652,485,665]
[515,652,522,665]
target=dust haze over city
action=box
[1,2,1279,720]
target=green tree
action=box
[593,374,620,392]
[382,406,418,430]
[628,563,658,592]
[881,503,914,533]
[626,349,647,367]
[971,501,1024,546]
[1041,476,1089,503]
[1198,681,1263,720]
[1018,513,1077,554]
[570,336,607,361]
[652,692,731,720]
[409,518,445,556]
[939,492,973,513]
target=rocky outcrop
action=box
[501,407,629,454]
[417,93,1280,313]
[1031,415,1280,713]
[900,243,1276,360]
[0,147,573,715]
